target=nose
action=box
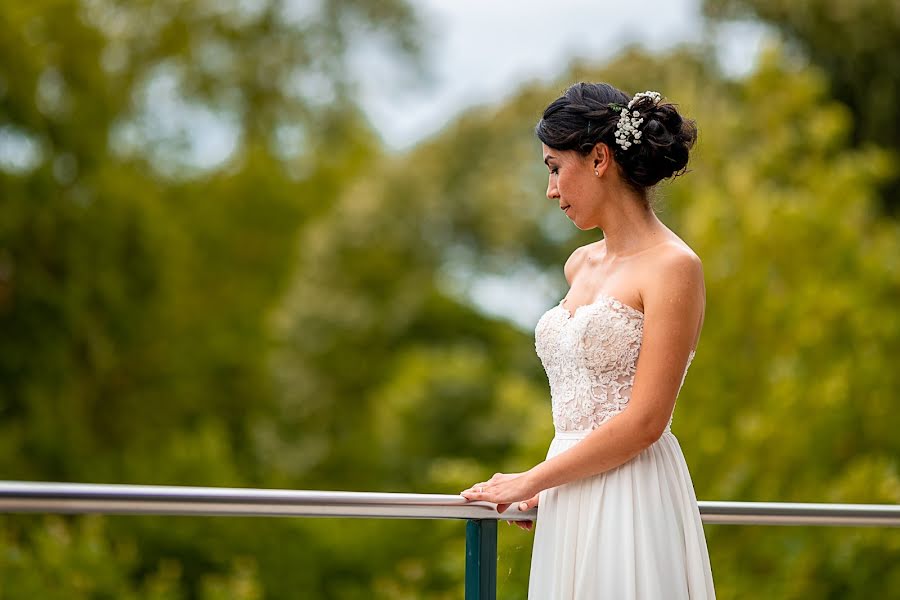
[547,175,559,200]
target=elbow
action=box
[632,413,669,447]
[640,427,666,448]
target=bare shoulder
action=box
[564,241,603,285]
[647,241,703,282]
[639,241,705,318]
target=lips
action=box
[560,204,570,211]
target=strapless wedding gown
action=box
[528,294,715,599]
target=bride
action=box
[461,83,716,599]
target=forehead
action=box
[541,143,558,162]
[542,143,575,163]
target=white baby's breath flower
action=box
[614,91,662,151]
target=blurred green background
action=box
[1,0,899,598]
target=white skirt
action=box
[528,430,716,599]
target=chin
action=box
[571,214,600,231]
[573,220,591,231]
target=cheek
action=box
[562,173,589,202]
[559,172,577,193]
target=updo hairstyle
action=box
[535,82,697,190]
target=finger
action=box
[517,494,540,511]
[516,520,534,531]
[461,487,491,501]
[459,483,486,497]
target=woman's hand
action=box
[460,471,541,530]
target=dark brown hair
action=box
[535,82,697,190]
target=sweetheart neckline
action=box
[550,296,698,358]
[557,293,645,320]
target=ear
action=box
[591,143,612,178]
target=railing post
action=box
[465,519,497,600]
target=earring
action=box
[594,170,599,176]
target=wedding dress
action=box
[528,293,715,599]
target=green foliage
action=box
[0,0,420,597]
[656,48,900,598]
[0,515,184,599]
[702,0,900,213]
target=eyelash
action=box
[550,167,559,175]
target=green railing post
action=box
[465,519,497,600]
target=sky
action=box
[356,0,766,151]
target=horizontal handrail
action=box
[0,481,518,520]
[699,500,900,527]
[0,481,898,527]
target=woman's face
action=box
[542,143,600,230]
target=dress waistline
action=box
[553,429,591,440]
[554,424,672,441]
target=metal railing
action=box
[1,481,898,599]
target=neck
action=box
[595,189,665,258]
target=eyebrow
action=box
[543,154,555,166]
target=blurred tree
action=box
[702,0,900,214]
[0,0,421,480]
[0,0,420,596]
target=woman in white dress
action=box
[461,83,716,598]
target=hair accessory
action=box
[614,90,662,151]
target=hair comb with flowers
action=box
[610,91,662,151]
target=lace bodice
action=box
[534,294,695,433]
